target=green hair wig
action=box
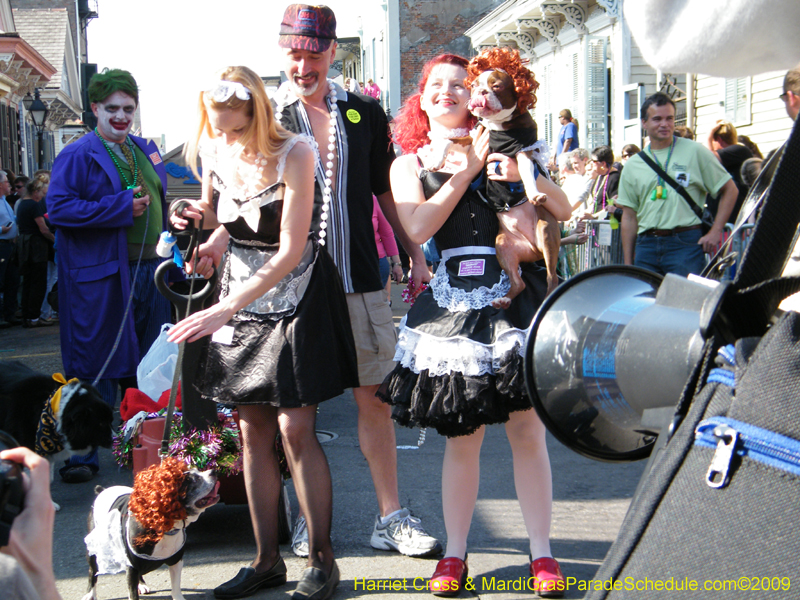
[88,68,139,105]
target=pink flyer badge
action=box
[458,259,485,277]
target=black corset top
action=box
[419,169,498,251]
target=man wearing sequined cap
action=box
[47,68,171,483]
[272,3,442,562]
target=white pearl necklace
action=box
[274,80,337,246]
[237,152,269,197]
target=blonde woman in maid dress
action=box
[169,66,356,600]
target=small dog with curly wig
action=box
[82,457,219,600]
[467,46,561,306]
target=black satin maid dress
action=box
[377,169,548,437]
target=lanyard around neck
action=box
[647,137,675,200]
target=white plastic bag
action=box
[137,323,179,401]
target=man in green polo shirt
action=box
[616,92,738,276]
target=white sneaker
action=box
[370,508,442,557]
[291,514,309,558]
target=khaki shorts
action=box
[345,290,398,386]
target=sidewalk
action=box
[0,281,646,599]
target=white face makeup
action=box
[92,91,137,144]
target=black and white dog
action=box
[83,458,220,600]
[0,361,113,484]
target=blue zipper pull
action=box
[706,425,738,489]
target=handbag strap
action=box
[636,149,704,220]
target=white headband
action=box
[208,80,251,103]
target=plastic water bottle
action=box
[156,231,177,258]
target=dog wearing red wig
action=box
[466,47,561,306]
[83,457,219,600]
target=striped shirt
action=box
[273,81,395,294]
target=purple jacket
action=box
[48,132,168,380]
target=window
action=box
[539,64,554,148]
[572,53,579,104]
[723,77,751,126]
[585,36,609,149]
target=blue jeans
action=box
[378,256,390,288]
[634,228,706,277]
[422,237,440,264]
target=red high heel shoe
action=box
[429,556,468,597]
[530,556,565,598]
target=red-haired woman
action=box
[379,54,568,597]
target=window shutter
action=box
[540,63,554,148]
[1,104,9,168]
[544,113,553,148]
[585,37,608,149]
[724,77,751,126]
[572,53,579,104]
[10,106,20,174]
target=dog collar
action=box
[126,515,186,561]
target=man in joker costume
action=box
[47,68,171,482]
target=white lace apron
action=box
[395,246,525,377]
[430,246,511,312]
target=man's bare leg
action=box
[352,383,401,516]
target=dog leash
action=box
[92,208,151,386]
[156,202,215,459]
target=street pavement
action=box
[0,282,646,599]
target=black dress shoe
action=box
[292,560,340,600]
[60,465,94,483]
[214,558,287,599]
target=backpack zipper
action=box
[695,416,800,489]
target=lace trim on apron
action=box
[430,247,511,312]
[222,237,316,322]
[393,316,525,376]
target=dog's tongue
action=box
[196,480,221,509]
[469,96,486,110]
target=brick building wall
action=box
[399,0,505,102]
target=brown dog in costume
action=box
[466,47,561,307]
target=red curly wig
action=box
[465,47,539,113]
[393,54,478,155]
[129,457,188,546]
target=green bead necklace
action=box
[95,128,143,198]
